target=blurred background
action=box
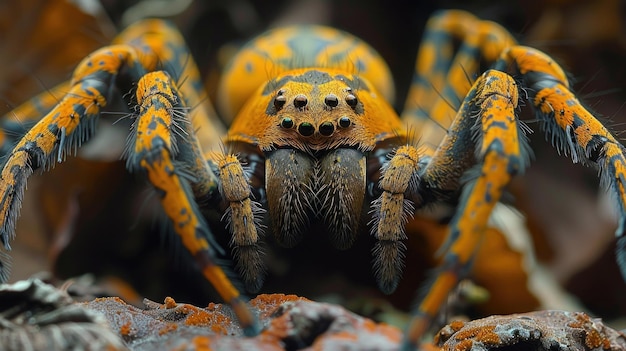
[1,0,625,329]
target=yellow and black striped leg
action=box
[496,46,626,280]
[404,10,515,116]
[114,19,227,151]
[402,70,527,349]
[128,71,260,335]
[0,18,226,158]
[402,10,517,148]
[0,18,222,281]
[0,44,149,274]
[0,82,71,155]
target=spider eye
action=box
[274,95,286,110]
[298,122,314,136]
[338,116,351,128]
[345,94,358,108]
[281,117,294,128]
[324,94,339,107]
[294,94,308,109]
[319,122,334,136]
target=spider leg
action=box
[370,145,422,294]
[372,9,536,336]
[0,44,150,261]
[113,19,227,152]
[402,69,529,349]
[0,17,260,333]
[0,82,71,155]
[0,19,227,157]
[402,10,516,148]
[127,70,259,335]
[209,151,266,293]
[495,46,626,279]
[0,18,223,251]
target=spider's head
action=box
[226,68,405,154]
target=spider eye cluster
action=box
[272,89,358,137]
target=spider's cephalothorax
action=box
[223,66,413,293]
[0,10,625,349]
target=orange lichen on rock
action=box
[119,321,133,337]
[182,303,233,335]
[206,302,221,310]
[250,293,307,306]
[435,310,626,351]
[158,323,178,336]
[190,336,213,351]
[567,312,613,350]
[9,280,626,351]
[250,293,308,319]
[453,324,500,344]
[82,293,403,350]
[163,296,177,309]
[434,321,502,351]
[449,320,465,332]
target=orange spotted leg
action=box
[0,44,149,266]
[402,10,517,148]
[0,19,226,158]
[495,46,626,279]
[113,19,227,152]
[400,70,529,349]
[127,70,260,335]
[0,82,71,155]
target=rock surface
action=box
[435,310,626,351]
[2,278,626,351]
[83,293,402,351]
[0,278,126,351]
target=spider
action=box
[0,8,625,350]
